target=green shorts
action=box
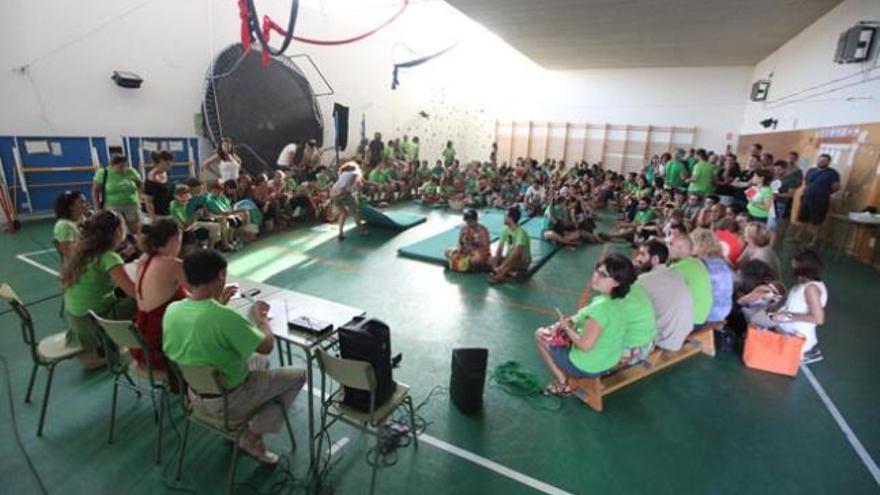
[66,297,136,352]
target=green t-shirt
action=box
[94,167,141,206]
[664,160,687,189]
[431,165,445,177]
[746,186,773,219]
[369,169,388,183]
[568,295,626,373]
[169,200,192,225]
[442,147,455,165]
[420,182,438,194]
[53,219,79,243]
[382,145,394,160]
[636,186,654,199]
[688,161,715,194]
[417,166,431,179]
[670,257,712,325]
[542,203,565,231]
[499,225,531,261]
[205,194,231,214]
[633,208,657,224]
[162,298,264,389]
[315,172,330,189]
[63,251,124,317]
[465,177,478,194]
[621,283,657,348]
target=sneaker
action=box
[802,347,824,365]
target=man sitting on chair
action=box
[163,249,306,464]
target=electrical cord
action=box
[364,385,446,469]
[489,361,563,412]
[0,354,49,495]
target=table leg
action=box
[277,343,286,367]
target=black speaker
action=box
[333,103,349,151]
[112,70,143,89]
[450,348,488,415]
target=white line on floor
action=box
[329,437,350,457]
[18,248,57,257]
[308,388,573,495]
[15,253,59,277]
[802,365,880,486]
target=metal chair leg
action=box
[25,362,39,403]
[405,396,418,449]
[109,377,120,443]
[369,431,381,495]
[155,389,166,464]
[122,371,142,398]
[150,388,159,424]
[227,434,241,495]
[37,364,56,437]
[279,401,296,452]
[175,420,191,481]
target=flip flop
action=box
[542,382,572,397]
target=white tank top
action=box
[779,281,827,337]
[218,159,240,183]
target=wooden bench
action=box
[568,321,725,412]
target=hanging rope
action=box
[239,0,410,64]
[391,42,458,89]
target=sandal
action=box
[542,381,572,397]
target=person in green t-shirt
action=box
[668,233,713,325]
[535,254,636,395]
[687,149,715,194]
[163,249,305,464]
[746,168,774,221]
[664,156,688,191]
[600,198,656,242]
[61,210,137,369]
[53,190,89,260]
[489,207,531,284]
[169,185,223,249]
[620,283,657,364]
[92,154,143,234]
[442,141,456,166]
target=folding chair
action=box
[315,349,418,495]
[89,311,169,463]
[0,283,83,436]
[173,363,296,495]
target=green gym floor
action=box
[1,204,879,495]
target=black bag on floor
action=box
[338,316,396,412]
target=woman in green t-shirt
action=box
[746,168,774,222]
[52,190,89,260]
[535,254,636,395]
[61,210,137,369]
[92,154,143,234]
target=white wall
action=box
[0,0,543,164]
[741,0,880,134]
[534,66,754,153]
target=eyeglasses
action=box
[594,267,610,278]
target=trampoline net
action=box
[202,43,324,174]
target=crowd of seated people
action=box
[532,144,832,395]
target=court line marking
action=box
[308,389,573,495]
[801,365,880,486]
[15,249,59,277]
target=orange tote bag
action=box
[743,325,806,377]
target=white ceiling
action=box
[445,0,845,69]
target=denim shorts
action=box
[548,345,608,379]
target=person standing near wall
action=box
[203,137,241,184]
[143,150,174,222]
[367,132,384,169]
[664,148,689,192]
[442,141,456,167]
[797,153,840,247]
[92,154,143,234]
[275,142,298,171]
[770,158,803,246]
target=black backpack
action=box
[338,316,396,412]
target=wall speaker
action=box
[112,71,143,89]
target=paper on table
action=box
[266,299,290,334]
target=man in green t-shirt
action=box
[620,283,657,363]
[489,207,531,284]
[169,185,223,249]
[663,150,688,190]
[163,249,305,464]
[442,141,456,166]
[668,233,712,325]
[687,149,715,194]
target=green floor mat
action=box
[397,226,461,264]
[489,237,560,277]
[519,217,546,239]
[360,204,427,230]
